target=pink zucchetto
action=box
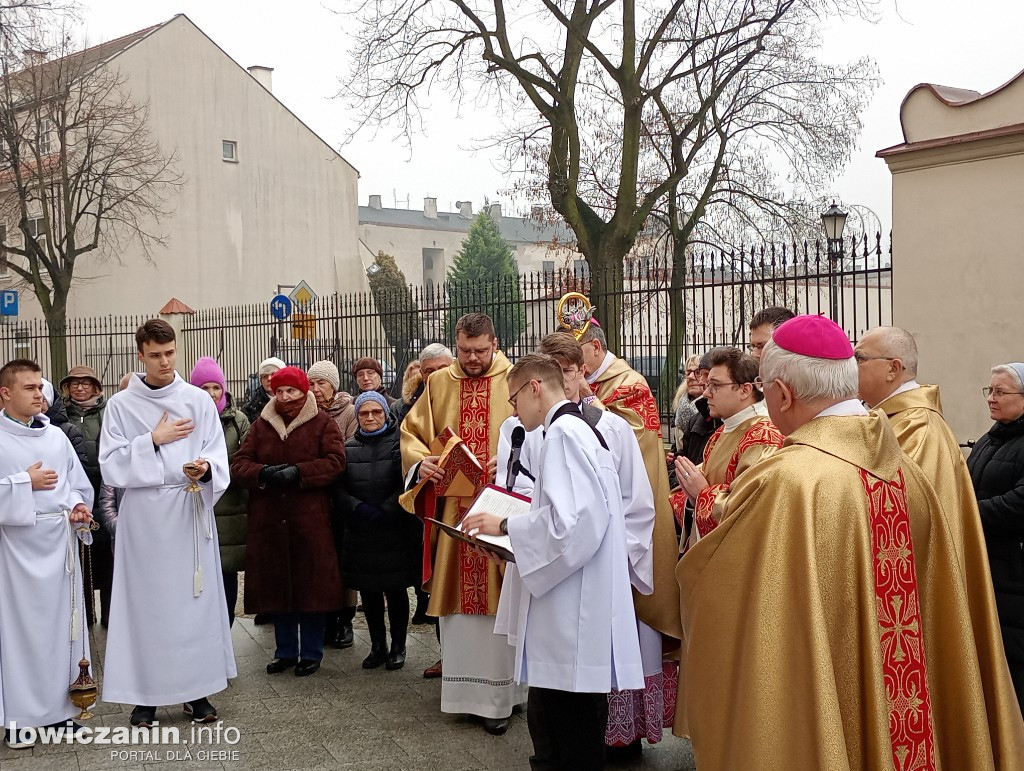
[771,315,854,360]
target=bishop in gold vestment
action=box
[679,315,1024,770]
[401,321,526,726]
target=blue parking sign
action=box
[0,289,17,317]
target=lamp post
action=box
[821,202,848,322]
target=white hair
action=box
[992,364,1024,390]
[419,343,454,363]
[760,339,859,402]
[873,326,919,377]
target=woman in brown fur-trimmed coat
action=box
[232,367,346,677]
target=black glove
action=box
[268,465,301,486]
[258,464,287,485]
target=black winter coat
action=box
[242,387,272,424]
[335,418,421,592]
[46,394,91,473]
[967,415,1024,665]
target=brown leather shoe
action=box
[423,658,442,679]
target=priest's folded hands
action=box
[674,456,709,500]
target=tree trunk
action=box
[589,244,625,353]
[45,301,69,382]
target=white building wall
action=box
[12,15,364,319]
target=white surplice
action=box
[0,412,94,729]
[494,416,543,647]
[587,407,655,595]
[98,374,236,706]
[505,401,643,693]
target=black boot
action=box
[385,641,406,671]
[362,639,388,669]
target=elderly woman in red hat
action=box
[231,366,347,676]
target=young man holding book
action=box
[463,354,643,770]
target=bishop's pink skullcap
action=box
[771,315,854,360]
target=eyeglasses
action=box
[508,381,531,407]
[684,368,701,378]
[982,387,1024,399]
[704,380,738,395]
[67,379,95,389]
[358,408,386,418]
[753,377,777,392]
[854,353,895,364]
[561,367,579,380]
[749,342,766,352]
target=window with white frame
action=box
[37,118,53,155]
[222,140,238,162]
[26,216,47,251]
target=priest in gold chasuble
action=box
[857,326,1024,768]
[400,313,526,731]
[580,324,683,642]
[677,315,1024,771]
[672,347,783,547]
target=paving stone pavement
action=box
[0,607,696,770]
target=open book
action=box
[428,484,532,563]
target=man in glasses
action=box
[856,327,1020,738]
[676,315,1024,770]
[672,347,782,548]
[400,312,525,734]
[748,306,795,361]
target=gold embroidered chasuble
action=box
[692,412,783,538]
[880,385,1024,768]
[400,353,513,617]
[592,356,682,640]
[675,412,1021,770]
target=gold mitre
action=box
[556,292,595,341]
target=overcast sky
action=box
[82,0,1024,234]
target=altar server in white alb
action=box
[0,359,95,750]
[99,320,235,728]
[463,354,643,770]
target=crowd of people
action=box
[1,305,1024,769]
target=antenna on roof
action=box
[393,190,410,209]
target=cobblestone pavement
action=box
[0,609,696,770]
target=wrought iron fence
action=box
[0,233,891,426]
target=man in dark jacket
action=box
[242,357,286,423]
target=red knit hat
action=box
[270,366,309,394]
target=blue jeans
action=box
[273,613,327,661]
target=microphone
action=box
[506,425,526,492]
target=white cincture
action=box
[189,484,213,597]
[37,510,92,642]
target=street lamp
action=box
[821,202,848,322]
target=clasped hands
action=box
[259,464,301,487]
[673,455,709,500]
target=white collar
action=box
[814,398,869,419]
[543,399,572,431]
[723,400,769,432]
[0,410,50,435]
[876,379,920,407]
[126,372,185,399]
[586,351,616,384]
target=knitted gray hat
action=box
[307,360,340,391]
